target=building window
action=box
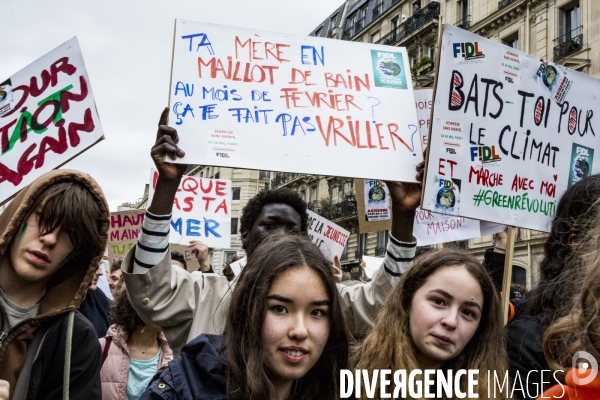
[411,55,418,67]
[343,181,352,197]
[422,44,434,59]
[371,31,380,43]
[512,266,526,287]
[328,14,338,33]
[377,230,388,248]
[372,0,384,18]
[259,170,270,180]
[502,31,519,49]
[555,2,582,60]
[358,233,368,256]
[232,187,241,201]
[300,190,306,201]
[332,186,340,203]
[231,218,238,235]
[214,172,220,179]
[224,251,237,263]
[457,0,470,29]
[315,26,323,37]
[558,3,581,41]
[310,186,318,202]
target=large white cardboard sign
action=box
[148,169,232,247]
[0,37,104,204]
[307,210,349,262]
[168,20,422,182]
[422,25,600,232]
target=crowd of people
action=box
[0,108,599,399]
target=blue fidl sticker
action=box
[434,178,461,216]
[568,143,594,188]
[371,50,408,89]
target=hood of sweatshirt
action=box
[0,169,109,391]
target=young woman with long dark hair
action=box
[142,235,350,400]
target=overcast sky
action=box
[1,0,345,210]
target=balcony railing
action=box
[271,172,301,188]
[331,196,357,220]
[455,15,471,30]
[375,1,440,45]
[498,0,516,10]
[554,27,583,61]
[375,246,386,256]
[307,200,319,212]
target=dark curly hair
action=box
[240,188,308,247]
[527,174,600,327]
[111,286,145,335]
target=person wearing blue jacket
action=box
[142,235,350,400]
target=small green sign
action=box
[371,50,408,89]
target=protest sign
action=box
[414,88,433,149]
[107,209,145,261]
[148,169,232,248]
[107,209,201,270]
[0,37,104,205]
[422,24,600,232]
[355,178,393,233]
[307,210,349,262]
[167,20,422,182]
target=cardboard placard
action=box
[148,169,232,248]
[107,209,201,271]
[422,25,600,232]
[0,37,104,205]
[355,178,393,233]
[307,210,350,262]
[167,20,422,182]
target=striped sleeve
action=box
[132,211,171,274]
[383,233,417,285]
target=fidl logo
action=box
[216,152,230,158]
[452,42,485,61]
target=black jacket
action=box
[505,313,556,399]
[79,289,113,338]
[27,310,102,399]
[141,334,227,400]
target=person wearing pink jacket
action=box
[100,284,173,400]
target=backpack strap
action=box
[101,336,112,367]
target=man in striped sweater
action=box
[122,109,423,355]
